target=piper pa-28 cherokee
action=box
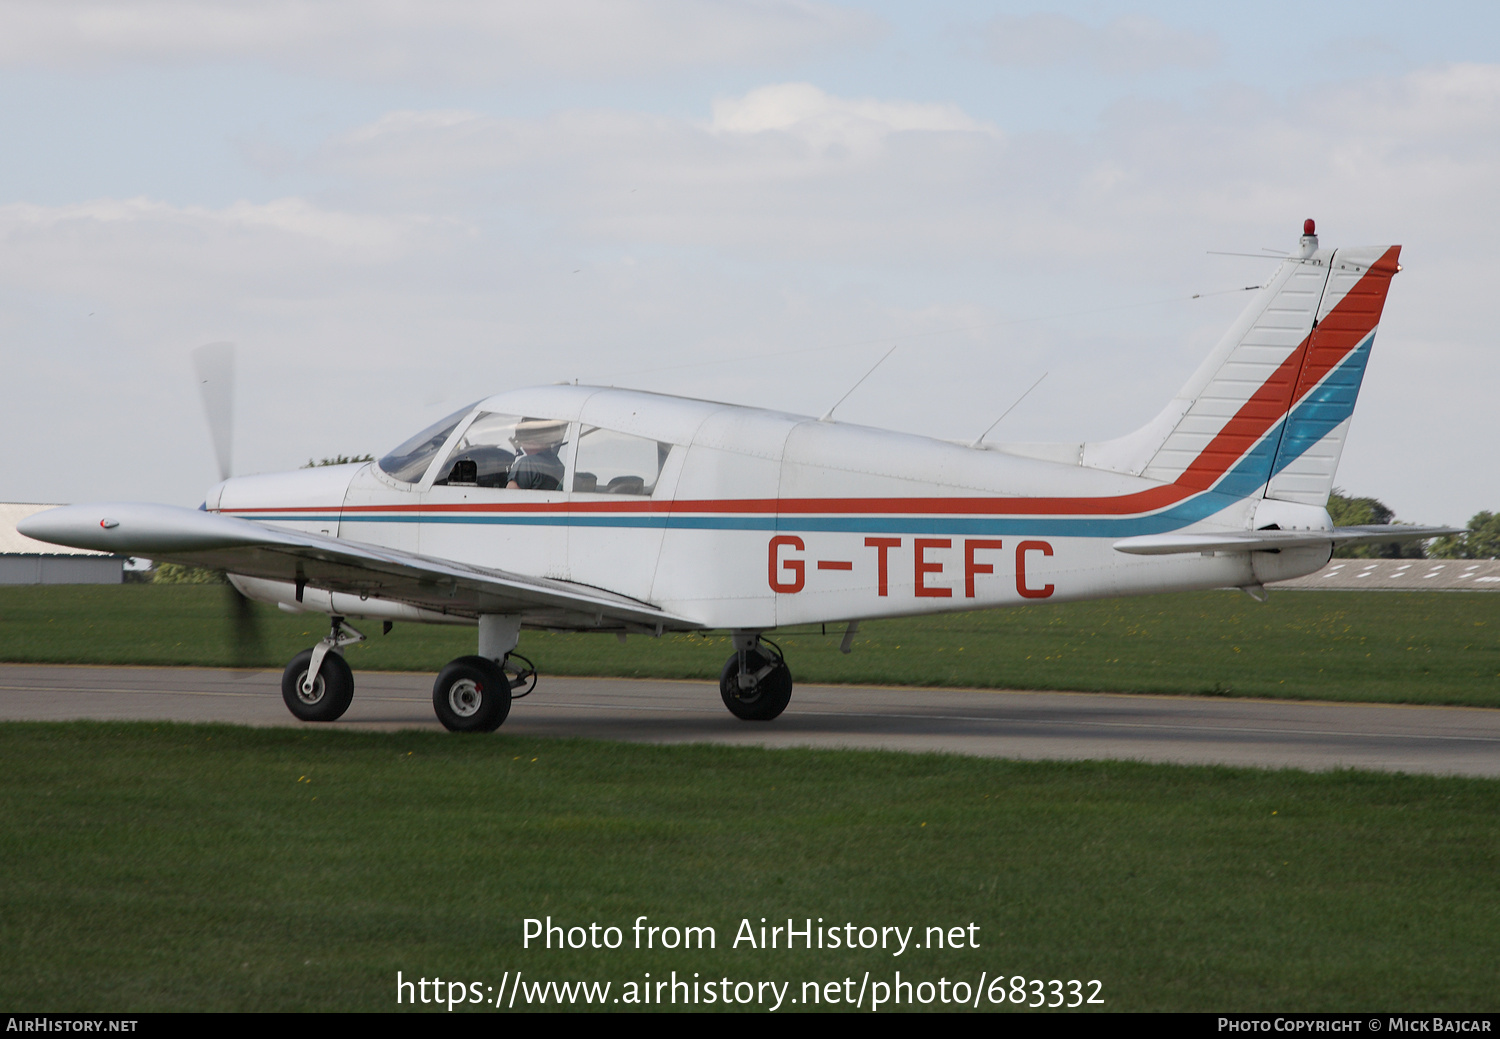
[22,220,1450,732]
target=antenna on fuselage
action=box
[969,371,1047,449]
[819,344,899,422]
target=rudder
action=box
[1262,245,1401,504]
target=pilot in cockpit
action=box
[506,420,567,491]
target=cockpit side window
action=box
[572,426,672,495]
[433,413,569,492]
[377,403,476,484]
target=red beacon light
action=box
[1297,218,1319,258]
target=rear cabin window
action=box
[572,426,671,496]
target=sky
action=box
[3,1,1498,526]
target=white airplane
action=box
[21,221,1452,732]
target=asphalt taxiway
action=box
[2,663,1497,777]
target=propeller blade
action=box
[225,581,264,670]
[191,341,235,481]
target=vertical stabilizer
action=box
[992,223,1401,512]
[1075,224,1399,508]
[1135,246,1332,489]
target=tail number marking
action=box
[1016,540,1055,599]
[768,535,806,593]
[768,536,1054,599]
[914,538,952,598]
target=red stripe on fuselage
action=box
[230,482,1196,519]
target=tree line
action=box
[1328,491,1499,560]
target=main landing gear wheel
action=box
[720,645,793,721]
[281,648,354,722]
[433,655,512,733]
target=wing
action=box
[1112,524,1461,556]
[18,502,697,632]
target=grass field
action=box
[2,584,1497,706]
[2,721,1497,1012]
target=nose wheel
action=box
[720,636,792,721]
[281,648,355,721]
[280,616,362,722]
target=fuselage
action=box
[210,385,1333,630]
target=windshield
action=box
[377,403,477,484]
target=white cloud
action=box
[22,67,1500,298]
[302,66,1500,280]
[710,82,995,151]
[0,0,880,81]
[315,84,1009,257]
[981,13,1219,75]
[0,196,434,303]
[1077,63,1500,245]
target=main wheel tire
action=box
[433,656,512,733]
[719,649,793,721]
[281,648,355,722]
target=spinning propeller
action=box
[190,341,263,668]
[191,341,235,483]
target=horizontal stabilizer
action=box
[1113,524,1459,556]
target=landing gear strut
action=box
[281,615,364,722]
[720,633,792,721]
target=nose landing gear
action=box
[720,633,792,721]
[280,616,363,722]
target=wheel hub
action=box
[448,678,483,717]
[295,672,325,705]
